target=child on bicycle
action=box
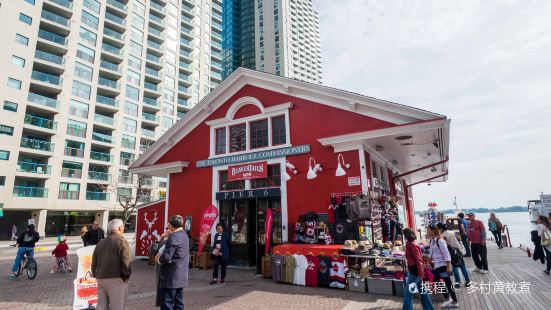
[50,236,72,273]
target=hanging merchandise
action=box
[329,255,348,289]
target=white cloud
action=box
[314,0,551,209]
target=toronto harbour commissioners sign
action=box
[196,144,311,168]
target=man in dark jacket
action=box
[92,219,132,310]
[83,221,105,246]
[10,224,40,280]
[156,215,189,310]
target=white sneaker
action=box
[480,269,489,274]
[442,300,453,308]
[449,302,459,308]
[49,270,54,274]
[473,268,482,272]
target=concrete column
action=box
[33,209,48,239]
[95,210,109,230]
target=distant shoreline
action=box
[415,206,528,216]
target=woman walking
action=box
[210,223,230,284]
[427,224,459,308]
[436,223,471,288]
[536,215,551,275]
[402,228,434,310]
[488,213,503,249]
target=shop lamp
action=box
[307,157,323,180]
[335,154,350,177]
[284,161,298,181]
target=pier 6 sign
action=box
[196,144,311,168]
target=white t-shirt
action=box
[292,254,307,286]
[537,224,551,250]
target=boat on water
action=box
[528,193,551,222]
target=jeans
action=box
[11,247,34,273]
[491,230,502,247]
[461,235,471,256]
[402,275,434,310]
[543,247,551,272]
[471,243,488,270]
[212,255,227,280]
[160,287,184,310]
[452,263,471,284]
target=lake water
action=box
[415,211,537,248]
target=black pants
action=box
[433,266,457,302]
[160,287,184,310]
[491,230,502,247]
[212,255,227,280]
[461,234,471,256]
[471,243,488,270]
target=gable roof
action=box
[130,68,445,170]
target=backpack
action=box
[447,245,464,267]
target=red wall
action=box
[156,84,397,238]
[135,200,165,256]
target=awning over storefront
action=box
[318,118,450,185]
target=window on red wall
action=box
[249,119,268,149]
[229,124,246,152]
[215,127,226,154]
[219,170,245,191]
[251,165,281,188]
[271,115,286,145]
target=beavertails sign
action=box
[228,161,267,181]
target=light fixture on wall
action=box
[335,154,350,177]
[307,157,323,180]
[284,161,297,181]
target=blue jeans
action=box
[403,275,434,310]
[453,263,471,284]
[160,287,184,310]
[12,247,34,273]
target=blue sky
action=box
[313,0,551,210]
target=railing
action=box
[90,150,112,162]
[144,82,160,92]
[86,191,110,200]
[58,190,79,200]
[122,140,136,149]
[212,12,222,21]
[180,50,192,59]
[24,114,57,130]
[41,10,71,27]
[69,106,88,118]
[146,54,162,64]
[147,40,163,50]
[67,126,87,138]
[182,6,193,15]
[61,168,82,178]
[149,14,165,25]
[105,12,126,26]
[38,29,68,46]
[179,73,190,82]
[143,97,160,107]
[103,27,125,41]
[211,51,222,59]
[178,85,190,94]
[177,111,186,119]
[98,77,120,90]
[100,60,121,72]
[145,67,160,77]
[142,112,159,122]
[13,186,48,198]
[107,0,127,11]
[120,157,134,166]
[150,2,165,13]
[180,62,191,70]
[211,41,222,50]
[32,70,63,86]
[180,38,192,48]
[16,161,51,174]
[212,3,221,12]
[181,15,192,24]
[35,50,65,65]
[139,144,151,152]
[118,175,132,183]
[64,147,84,157]
[48,0,73,9]
[20,137,54,152]
[211,32,222,41]
[96,95,119,107]
[211,71,222,80]
[81,13,99,29]
[212,21,222,29]
[141,128,156,138]
[102,43,122,55]
[94,113,115,126]
[92,132,114,144]
[28,92,60,109]
[88,171,111,181]
[180,27,192,36]
[177,99,188,107]
[148,27,165,39]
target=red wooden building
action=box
[130,68,450,264]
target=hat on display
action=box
[375,240,384,248]
[394,240,402,246]
[369,249,381,256]
[351,240,359,248]
[343,240,355,250]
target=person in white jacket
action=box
[437,223,471,288]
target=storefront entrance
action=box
[219,197,282,270]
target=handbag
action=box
[212,247,220,256]
[541,228,551,246]
[423,267,434,282]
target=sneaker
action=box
[442,300,453,308]
[543,270,550,275]
[449,302,459,308]
[49,270,55,274]
[480,269,489,274]
[473,268,482,273]
[209,280,217,285]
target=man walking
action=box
[92,219,132,310]
[467,213,489,274]
[156,215,189,310]
[457,213,471,257]
[83,221,105,246]
[11,225,17,241]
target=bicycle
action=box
[56,257,68,274]
[10,244,38,280]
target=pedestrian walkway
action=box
[0,233,134,248]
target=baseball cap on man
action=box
[466,212,475,216]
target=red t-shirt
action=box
[52,242,68,258]
[468,219,486,244]
[305,255,320,287]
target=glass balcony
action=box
[61,168,82,178]
[182,6,193,15]
[212,12,222,21]
[122,140,136,149]
[177,99,188,107]
[178,85,191,94]
[120,157,134,166]
[31,70,63,86]
[13,186,48,198]
[147,40,162,50]
[103,27,125,41]
[118,175,132,183]
[142,112,160,122]
[67,126,86,138]
[144,82,160,92]
[180,50,192,59]
[146,54,161,64]
[96,95,119,107]
[212,3,221,12]
[211,71,222,80]
[150,2,165,13]
[211,41,222,50]
[212,21,222,30]
[178,73,190,82]
[105,12,126,26]
[28,92,60,109]
[211,60,222,68]
[35,50,65,65]
[149,14,165,26]
[16,162,52,174]
[145,67,160,77]
[86,191,110,200]
[38,29,68,46]
[139,143,151,152]
[24,114,57,130]
[102,43,122,55]
[94,114,115,126]
[100,60,121,72]
[180,38,192,48]
[90,150,113,162]
[41,10,71,27]
[141,128,156,138]
[143,97,160,107]
[212,32,222,41]
[181,15,192,24]
[107,0,127,11]
[58,190,79,200]
[48,0,73,9]
[180,27,192,36]
[92,132,114,144]
[211,51,222,59]
[88,171,111,182]
[177,111,186,119]
[98,77,120,90]
[20,137,54,152]
[148,27,165,39]
[64,147,84,157]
